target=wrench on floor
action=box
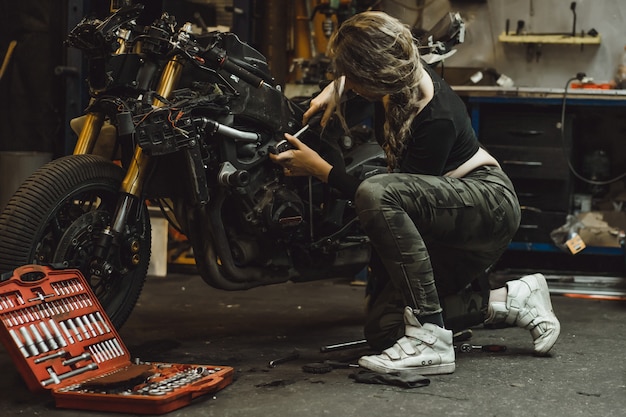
[457,343,507,353]
[268,350,300,368]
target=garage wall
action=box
[382,0,626,88]
[174,0,234,27]
[212,0,235,27]
[0,0,64,153]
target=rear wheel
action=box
[0,154,150,328]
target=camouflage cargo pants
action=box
[354,165,521,350]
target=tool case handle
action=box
[0,264,66,284]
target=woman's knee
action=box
[354,174,401,214]
[355,176,384,211]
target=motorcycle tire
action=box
[0,154,150,329]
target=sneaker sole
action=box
[358,357,455,376]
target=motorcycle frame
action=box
[65,7,380,290]
[71,28,187,271]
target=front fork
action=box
[76,56,185,272]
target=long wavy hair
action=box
[327,11,424,170]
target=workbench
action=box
[454,86,626,275]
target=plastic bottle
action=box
[614,45,626,89]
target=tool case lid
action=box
[0,264,132,392]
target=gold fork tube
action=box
[73,112,105,155]
[120,56,185,197]
[152,55,184,106]
[74,30,132,156]
[121,146,149,196]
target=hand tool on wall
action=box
[506,1,591,39]
[570,2,577,37]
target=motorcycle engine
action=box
[258,184,305,235]
[223,177,306,267]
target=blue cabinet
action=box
[455,87,626,273]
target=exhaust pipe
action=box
[190,190,294,291]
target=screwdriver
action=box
[271,124,310,155]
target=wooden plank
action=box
[498,32,601,45]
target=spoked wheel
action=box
[0,154,151,329]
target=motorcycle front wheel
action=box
[0,154,150,329]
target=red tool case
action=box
[0,264,233,414]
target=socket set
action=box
[0,265,233,414]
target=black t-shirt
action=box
[328,64,479,197]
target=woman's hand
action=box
[303,76,345,127]
[269,133,333,182]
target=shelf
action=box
[498,32,601,45]
[508,241,624,256]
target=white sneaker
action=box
[358,307,455,375]
[485,273,560,355]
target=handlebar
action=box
[66,4,145,53]
[68,4,273,91]
[201,46,266,89]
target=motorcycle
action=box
[0,4,464,329]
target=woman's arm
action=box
[303,76,345,127]
[269,134,333,182]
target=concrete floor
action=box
[0,270,625,417]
